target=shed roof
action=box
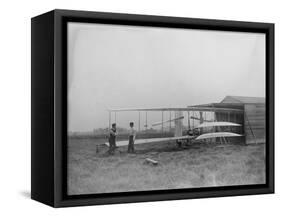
[221,96,265,104]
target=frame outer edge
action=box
[50,9,275,207]
[31,10,55,207]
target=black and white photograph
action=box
[0,0,279,213]
[67,22,266,196]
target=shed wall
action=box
[244,103,265,144]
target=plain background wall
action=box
[0,0,279,215]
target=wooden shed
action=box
[220,96,265,144]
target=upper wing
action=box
[108,106,243,113]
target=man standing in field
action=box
[128,122,136,153]
[108,123,117,155]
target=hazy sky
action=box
[67,22,265,132]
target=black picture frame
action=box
[31,9,274,207]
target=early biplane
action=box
[105,105,244,147]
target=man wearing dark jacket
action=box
[108,123,117,154]
[128,122,136,153]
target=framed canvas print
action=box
[31,9,274,207]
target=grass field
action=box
[67,137,265,195]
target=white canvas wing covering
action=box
[195,132,243,140]
[196,121,241,128]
